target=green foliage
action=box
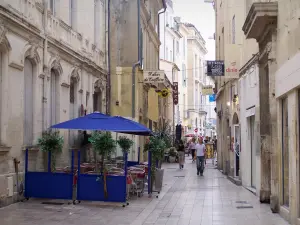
[89,131,116,198]
[37,130,64,171]
[88,131,116,158]
[144,134,166,183]
[168,147,177,157]
[37,130,64,153]
[156,119,173,148]
[117,136,134,154]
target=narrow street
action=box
[0,157,288,225]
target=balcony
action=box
[1,0,44,29]
[47,15,105,67]
[198,106,207,115]
[0,0,105,68]
[242,2,278,42]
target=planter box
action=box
[154,168,164,192]
[169,156,176,163]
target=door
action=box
[233,125,240,177]
[250,116,256,188]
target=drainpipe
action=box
[106,0,111,115]
[132,0,142,119]
[42,0,48,130]
[172,66,176,144]
[157,1,167,69]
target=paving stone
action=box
[0,158,291,225]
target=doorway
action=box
[233,124,240,177]
[249,115,256,188]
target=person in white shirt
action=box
[188,138,196,163]
[195,137,206,176]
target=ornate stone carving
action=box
[94,79,106,92]
[0,22,7,45]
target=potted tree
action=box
[88,131,116,198]
[144,135,166,193]
[37,130,64,172]
[117,136,134,159]
[168,147,177,163]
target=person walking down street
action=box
[195,137,206,176]
[177,139,185,169]
[188,138,196,163]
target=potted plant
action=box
[168,147,177,163]
[37,130,64,172]
[88,131,116,198]
[144,135,166,193]
[117,136,134,159]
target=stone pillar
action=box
[258,56,271,203]
[268,32,279,212]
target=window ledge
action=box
[0,145,11,154]
[22,145,39,152]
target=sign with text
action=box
[173,82,178,105]
[206,60,224,76]
[202,85,214,95]
[224,44,241,78]
[143,70,165,83]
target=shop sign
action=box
[209,94,216,102]
[225,61,239,78]
[143,70,165,83]
[202,85,214,95]
[206,60,224,76]
[173,82,178,105]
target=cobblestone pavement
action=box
[0,158,290,225]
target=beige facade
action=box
[109,0,166,161]
[185,23,208,136]
[0,0,107,206]
[215,0,300,224]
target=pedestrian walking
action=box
[195,137,206,176]
[177,139,185,169]
[188,138,196,163]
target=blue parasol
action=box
[50,112,152,136]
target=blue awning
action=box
[50,112,152,136]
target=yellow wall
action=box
[148,88,159,123]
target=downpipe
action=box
[132,0,141,119]
[157,2,167,68]
[106,0,111,115]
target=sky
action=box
[173,0,216,60]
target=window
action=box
[232,15,236,44]
[166,12,169,26]
[50,69,59,126]
[94,0,100,45]
[176,41,179,53]
[182,64,186,87]
[282,97,289,206]
[50,0,56,16]
[24,59,34,145]
[70,0,73,27]
[166,47,168,60]
[182,38,186,57]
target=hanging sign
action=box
[173,82,178,105]
[202,85,214,95]
[158,88,170,98]
[206,60,224,76]
[209,94,216,102]
[143,70,165,83]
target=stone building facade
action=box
[109,0,166,161]
[215,0,300,224]
[0,0,107,206]
[185,23,208,136]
